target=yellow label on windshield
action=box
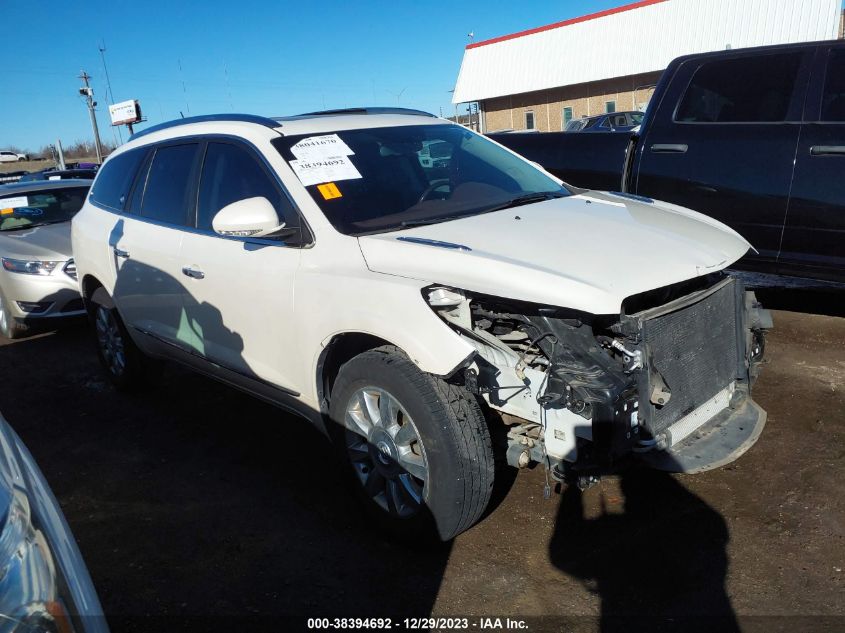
[317,182,342,200]
[0,209,13,215]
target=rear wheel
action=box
[93,303,149,390]
[329,347,494,541]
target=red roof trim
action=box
[466,0,669,49]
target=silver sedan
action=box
[0,180,91,339]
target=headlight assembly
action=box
[1,259,61,276]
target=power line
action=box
[98,41,122,144]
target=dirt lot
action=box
[0,295,842,632]
[0,159,58,174]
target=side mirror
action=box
[212,197,290,238]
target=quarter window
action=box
[821,48,845,122]
[89,148,147,210]
[197,142,296,232]
[676,53,802,123]
[139,143,199,226]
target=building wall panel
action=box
[453,0,840,103]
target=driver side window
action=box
[197,142,297,233]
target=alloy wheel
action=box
[344,386,428,518]
[95,306,126,377]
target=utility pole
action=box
[79,71,104,163]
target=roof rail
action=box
[129,113,282,141]
[278,107,437,120]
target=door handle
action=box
[113,247,130,259]
[651,143,688,154]
[181,266,205,280]
[810,145,845,156]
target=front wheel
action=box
[329,347,494,541]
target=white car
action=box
[71,109,770,540]
[0,151,28,163]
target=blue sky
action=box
[0,0,633,151]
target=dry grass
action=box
[0,157,99,175]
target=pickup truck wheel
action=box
[329,347,494,541]
[93,304,148,390]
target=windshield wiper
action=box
[400,216,469,228]
[396,192,565,229]
[484,191,566,212]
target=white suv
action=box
[72,109,770,540]
[0,151,28,163]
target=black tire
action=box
[0,292,27,340]
[328,346,494,541]
[92,302,151,391]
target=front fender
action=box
[296,273,475,405]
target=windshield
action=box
[630,112,644,125]
[0,187,88,232]
[273,124,569,235]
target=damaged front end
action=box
[426,273,771,479]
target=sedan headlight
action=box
[1,259,61,276]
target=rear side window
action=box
[139,143,199,225]
[675,53,802,123]
[197,142,296,232]
[821,48,845,122]
[89,149,146,210]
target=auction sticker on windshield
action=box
[291,134,354,161]
[317,182,343,200]
[290,156,362,187]
[0,196,29,210]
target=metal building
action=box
[452,0,841,133]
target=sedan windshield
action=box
[0,187,88,231]
[273,124,569,235]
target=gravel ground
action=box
[0,299,841,632]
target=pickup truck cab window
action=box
[821,48,845,121]
[140,143,200,226]
[675,52,802,123]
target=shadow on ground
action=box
[0,325,451,631]
[549,467,738,633]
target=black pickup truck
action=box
[491,40,845,284]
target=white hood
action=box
[357,191,751,315]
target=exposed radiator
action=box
[639,279,740,436]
